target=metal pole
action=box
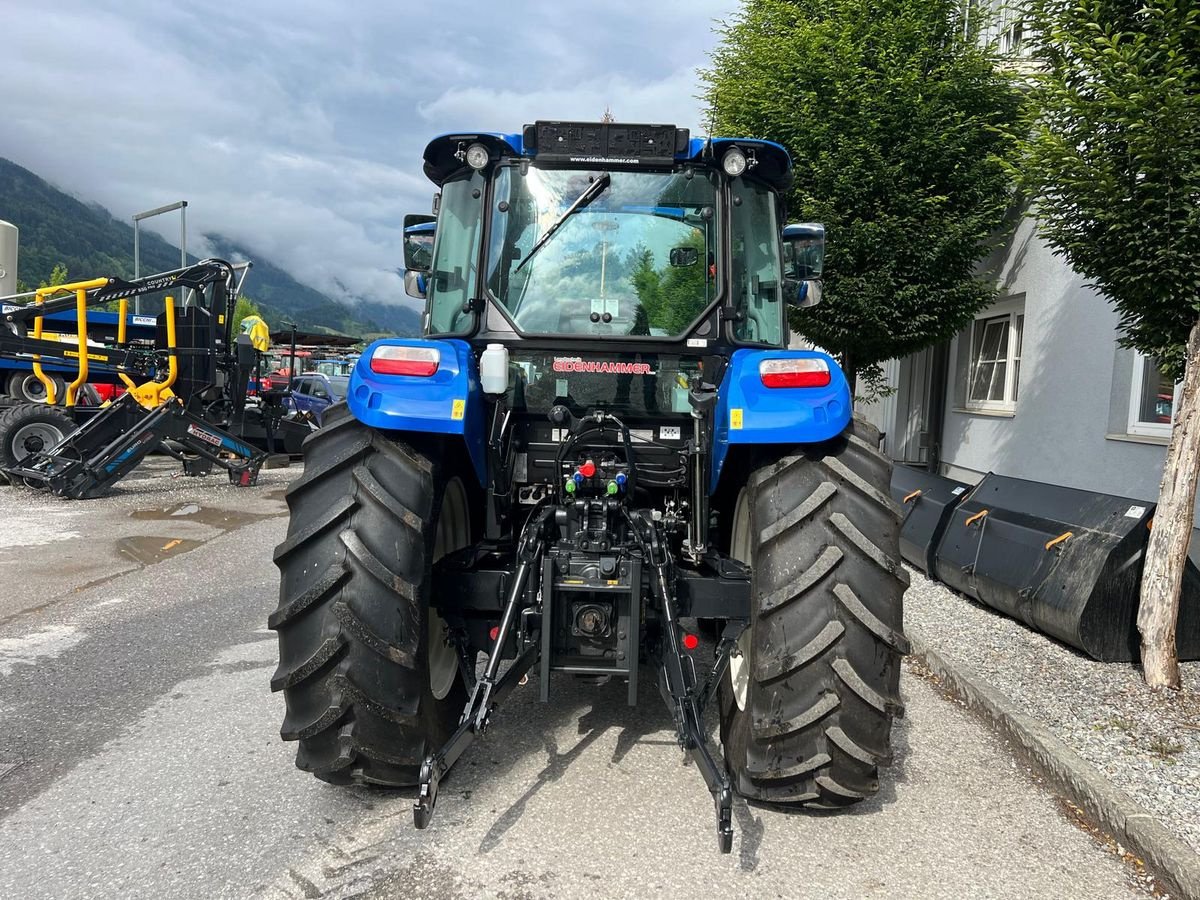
[133,221,141,314]
[288,322,298,380]
[180,203,189,306]
[133,200,188,315]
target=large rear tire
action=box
[270,403,469,785]
[720,418,909,807]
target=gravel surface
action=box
[905,567,1200,857]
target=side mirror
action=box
[404,269,427,300]
[782,222,825,280]
[403,213,436,272]
[787,278,823,309]
[669,246,699,267]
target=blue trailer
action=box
[0,305,158,403]
[269,121,907,852]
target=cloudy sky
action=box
[3,0,739,312]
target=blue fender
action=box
[346,338,486,486]
[710,349,852,493]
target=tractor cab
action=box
[405,122,806,351]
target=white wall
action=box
[937,215,1199,559]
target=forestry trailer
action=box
[0,261,282,497]
[270,121,908,852]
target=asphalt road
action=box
[0,459,1151,899]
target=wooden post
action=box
[1138,315,1200,689]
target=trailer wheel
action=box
[0,403,74,481]
[270,403,470,785]
[6,372,66,405]
[720,418,909,807]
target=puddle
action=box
[118,502,278,567]
[115,535,205,566]
[129,503,274,530]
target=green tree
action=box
[41,263,69,289]
[1015,0,1200,688]
[628,246,663,333]
[654,233,710,335]
[703,0,1023,387]
[232,294,263,334]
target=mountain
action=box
[205,234,417,337]
[357,298,422,336]
[0,156,416,338]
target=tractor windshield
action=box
[485,166,719,337]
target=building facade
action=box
[858,208,1198,560]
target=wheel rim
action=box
[16,375,49,403]
[11,421,65,456]
[728,487,753,713]
[429,476,469,700]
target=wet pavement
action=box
[0,460,1159,899]
[0,456,291,622]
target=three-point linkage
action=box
[628,507,744,853]
[414,505,553,830]
[413,497,746,853]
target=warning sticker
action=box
[451,399,466,420]
[659,426,681,441]
[1124,505,1147,519]
[730,408,743,430]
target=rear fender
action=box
[710,349,851,493]
[346,338,486,486]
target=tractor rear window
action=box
[484,166,720,338]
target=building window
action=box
[966,302,1024,411]
[981,2,1031,55]
[1128,354,1181,437]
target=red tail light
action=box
[759,358,831,388]
[370,345,440,377]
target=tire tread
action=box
[270,402,459,786]
[721,417,907,808]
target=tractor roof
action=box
[421,122,792,192]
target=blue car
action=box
[287,373,348,425]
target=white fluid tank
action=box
[0,220,17,298]
[480,343,509,395]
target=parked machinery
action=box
[0,260,286,497]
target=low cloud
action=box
[2,1,736,309]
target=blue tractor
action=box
[270,121,908,852]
